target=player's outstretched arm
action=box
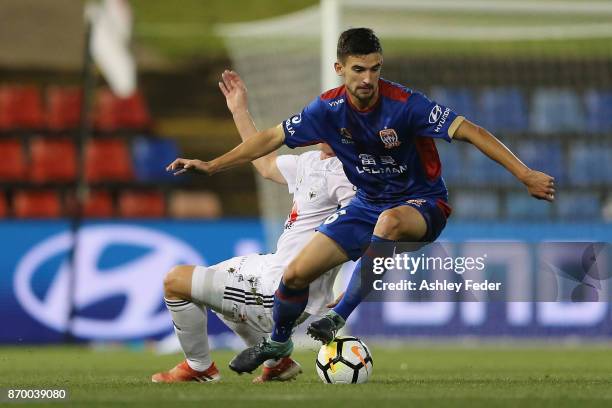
[166,126,285,176]
[219,70,286,184]
[453,119,555,202]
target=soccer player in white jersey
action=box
[152,71,354,384]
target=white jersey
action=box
[269,150,355,315]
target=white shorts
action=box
[191,253,281,336]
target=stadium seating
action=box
[429,87,479,123]
[478,88,528,133]
[83,190,114,218]
[0,86,16,130]
[93,89,151,131]
[17,86,45,129]
[131,136,180,181]
[46,86,82,131]
[0,139,27,181]
[117,91,152,129]
[464,146,515,186]
[30,137,77,182]
[452,192,499,220]
[568,143,612,185]
[515,141,564,184]
[169,190,222,218]
[93,89,121,131]
[435,141,463,184]
[13,190,62,218]
[584,90,612,133]
[85,139,134,182]
[530,88,585,133]
[557,192,601,220]
[118,190,165,218]
[0,85,45,130]
[506,192,552,220]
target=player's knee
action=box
[375,210,402,240]
[283,262,309,289]
[163,265,193,299]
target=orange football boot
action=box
[152,360,220,383]
[252,357,302,384]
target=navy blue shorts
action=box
[316,195,450,261]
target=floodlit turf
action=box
[1,345,611,407]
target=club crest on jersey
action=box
[340,128,354,144]
[379,128,401,149]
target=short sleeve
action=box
[283,97,327,149]
[327,171,356,207]
[276,155,299,193]
[406,92,465,142]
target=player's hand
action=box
[166,158,215,176]
[218,70,248,115]
[326,292,344,308]
[521,169,555,202]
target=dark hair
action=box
[337,28,382,62]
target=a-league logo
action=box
[379,128,401,149]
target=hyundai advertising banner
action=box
[0,220,264,344]
[0,220,610,343]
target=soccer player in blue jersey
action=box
[167,28,555,374]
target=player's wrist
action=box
[517,167,532,184]
[231,108,250,119]
[204,160,220,175]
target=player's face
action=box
[336,53,383,106]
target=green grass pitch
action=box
[1,345,611,407]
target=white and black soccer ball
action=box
[315,336,373,384]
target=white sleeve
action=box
[327,172,356,207]
[276,155,299,193]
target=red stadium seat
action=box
[14,190,62,218]
[93,89,151,131]
[117,91,151,129]
[0,85,45,130]
[46,86,82,131]
[0,139,27,181]
[0,86,19,130]
[85,139,133,182]
[17,86,45,129]
[83,190,114,218]
[30,137,77,182]
[118,190,165,218]
[93,88,120,132]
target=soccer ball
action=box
[315,336,373,384]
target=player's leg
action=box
[230,233,349,373]
[310,200,448,342]
[270,232,349,343]
[372,204,429,241]
[230,202,373,373]
[152,264,224,383]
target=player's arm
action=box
[219,70,286,184]
[167,125,284,176]
[453,119,555,201]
